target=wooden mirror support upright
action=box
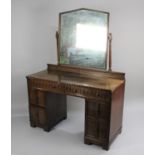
[56,31,59,56]
[108,33,112,71]
[26,8,125,151]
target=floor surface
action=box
[12,100,144,155]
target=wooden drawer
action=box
[29,89,37,105]
[86,100,110,119]
[99,119,109,139]
[86,102,99,118]
[29,105,38,124]
[37,90,45,107]
[86,118,98,138]
[99,104,110,118]
[38,108,47,126]
[29,105,47,127]
[29,90,46,107]
[85,117,109,139]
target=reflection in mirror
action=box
[59,9,109,70]
[76,23,107,51]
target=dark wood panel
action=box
[86,117,98,138]
[37,90,45,107]
[99,119,109,139]
[109,82,125,142]
[85,99,111,150]
[99,103,111,118]
[29,105,38,127]
[86,101,99,118]
[29,105,47,127]
[45,92,67,130]
[38,108,47,126]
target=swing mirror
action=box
[58,8,109,70]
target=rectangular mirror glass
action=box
[58,8,109,70]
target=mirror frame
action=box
[57,8,110,71]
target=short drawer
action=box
[37,90,46,107]
[99,119,109,139]
[29,105,47,127]
[86,101,99,118]
[85,118,98,138]
[99,104,110,118]
[85,100,110,119]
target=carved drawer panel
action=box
[29,78,111,102]
[38,108,47,126]
[48,82,64,92]
[86,102,99,118]
[29,105,47,127]
[29,89,37,105]
[29,89,36,100]
[31,79,64,94]
[85,117,109,140]
[86,118,98,138]
[29,89,46,107]
[29,105,38,125]
[85,117,109,139]
[86,100,110,119]
[85,99,110,141]
[37,90,45,107]
[99,119,109,139]
[99,104,110,118]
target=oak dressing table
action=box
[26,8,125,150]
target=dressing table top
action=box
[27,65,125,92]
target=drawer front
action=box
[86,118,98,138]
[29,105,47,127]
[99,104,110,119]
[29,89,37,105]
[29,89,46,107]
[38,108,47,126]
[85,99,110,141]
[85,117,109,139]
[37,90,45,107]
[86,102,99,118]
[29,105,38,124]
[29,78,111,102]
[86,100,110,119]
[99,119,109,139]
[30,79,64,94]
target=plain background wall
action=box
[12,0,143,116]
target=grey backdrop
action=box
[12,0,143,116]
